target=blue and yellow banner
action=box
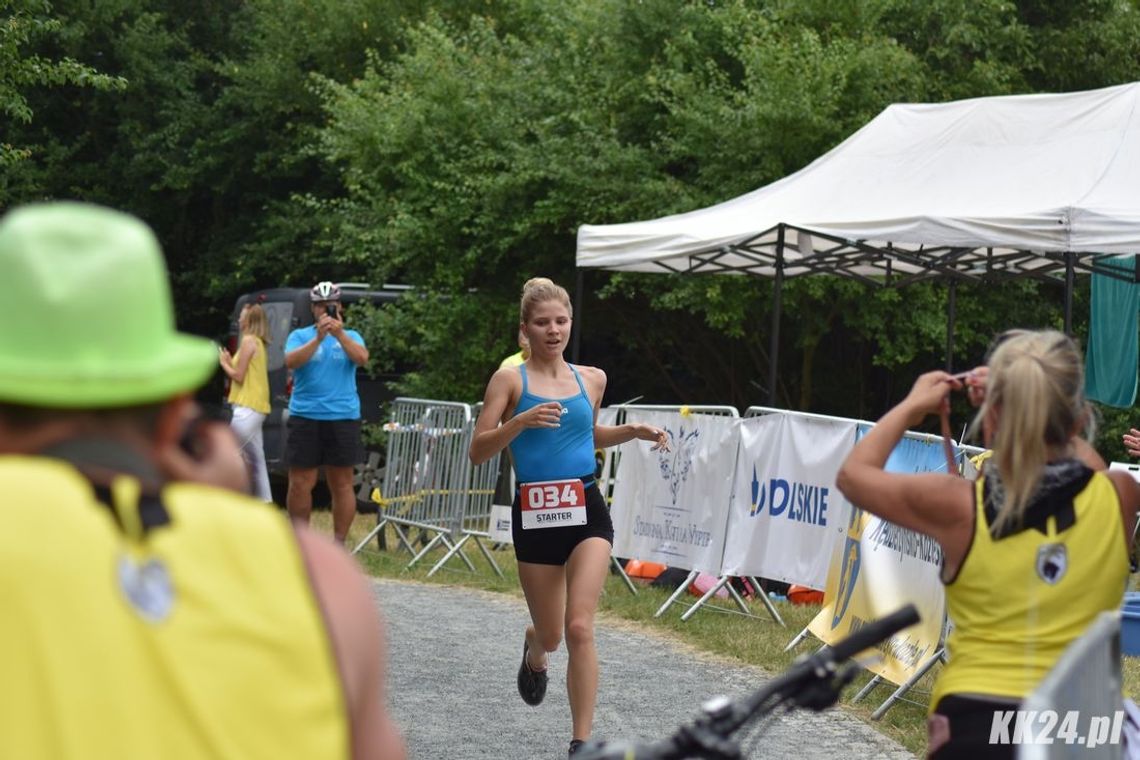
[807,427,951,685]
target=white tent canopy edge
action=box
[573,82,1140,402]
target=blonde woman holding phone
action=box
[837,329,1139,759]
[219,303,272,501]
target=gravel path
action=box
[373,579,915,760]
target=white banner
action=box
[609,410,738,574]
[720,413,855,588]
[488,503,513,544]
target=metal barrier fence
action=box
[352,398,502,577]
[1019,611,1124,760]
[355,398,993,653]
[426,402,503,577]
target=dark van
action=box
[224,283,408,502]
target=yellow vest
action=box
[498,350,525,370]
[227,336,271,414]
[932,468,1127,708]
[0,457,348,759]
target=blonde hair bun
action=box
[519,277,572,323]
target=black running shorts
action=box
[928,695,1021,760]
[285,416,363,468]
[511,479,614,566]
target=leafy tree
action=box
[0,0,124,170]
[5,0,1137,429]
[1,0,243,311]
[313,5,681,395]
[2,0,482,329]
[314,1,943,403]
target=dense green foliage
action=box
[4,0,1140,449]
[0,0,125,166]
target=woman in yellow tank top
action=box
[836,330,1140,760]
[219,303,272,501]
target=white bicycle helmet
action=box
[310,281,341,301]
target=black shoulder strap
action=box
[982,460,1092,540]
[40,437,172,536]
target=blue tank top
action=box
[509,364,597,483]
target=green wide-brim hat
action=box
[0,202,218,408]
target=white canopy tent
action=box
[575,82,1140,402]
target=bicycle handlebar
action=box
[818,604,922,663]
[575,604,920,760]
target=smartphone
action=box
[178,407,231,458]
[178,416,210,459]
[326,304,338,319]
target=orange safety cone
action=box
[624,559,667,582]
[787,584,824,605]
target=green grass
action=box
[314,511,1140,758]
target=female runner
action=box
[470,277,668,757]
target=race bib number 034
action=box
[520,479,587,530]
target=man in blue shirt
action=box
[285,282,370,544]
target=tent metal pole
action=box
[945,281,957,371]
[768,227,785,407]
[571,267,584,363]
[1064,252,1075,334]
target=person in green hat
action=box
[0,202,405,760]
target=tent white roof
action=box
[576,82,1140,286]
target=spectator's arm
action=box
[336,330,369,367]
[1106,469,1140,556]
[285,332,320,370]
[836,372,975,545]
[1123,428,1140,458]
[295,527,406,760]
[154,395,250,493]
[224,336,257,384]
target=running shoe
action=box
[516,640,547,706]
[568,739,586,756]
